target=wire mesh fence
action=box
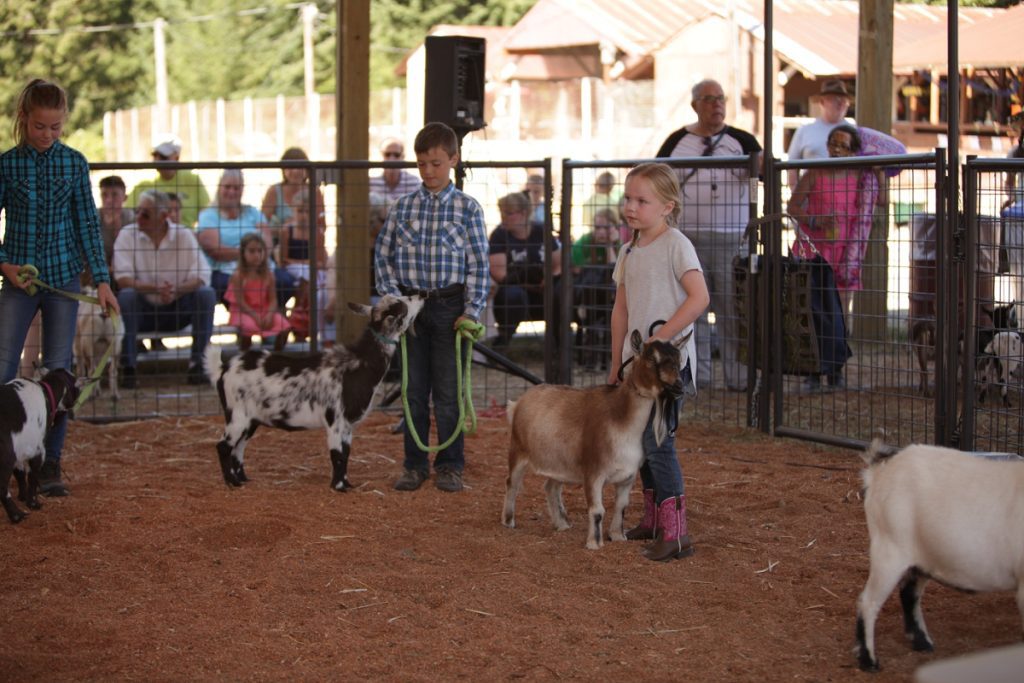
[14,152,1023,456]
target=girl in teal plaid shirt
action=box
[0,79,119,496]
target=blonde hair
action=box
[497,191,531,217]
[213,168,244,209]
[624,162,681,248]
[13,79,67,147]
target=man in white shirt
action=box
[656,78,762,391]
[786,79,853,187]
[369,137,421,204]
[113,190,216,387]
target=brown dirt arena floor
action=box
[1,411,1019,681]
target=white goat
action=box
[74,287,123,400]
[855,439,1024,672]
[502,330,686,550]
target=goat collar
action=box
[372,329,399,347]
[41,380,58,427]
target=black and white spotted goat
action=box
[0,368,79,523]
[204,295,423,491]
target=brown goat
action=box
[502,330,686,549]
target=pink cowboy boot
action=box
[643,495,695,561]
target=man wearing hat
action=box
[127,134,211,229]
[786,79,853,186]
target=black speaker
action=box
[424,35,486,134]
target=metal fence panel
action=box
[770,152,944,450]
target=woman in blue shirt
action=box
[198,169,296,306]
[0,79,119,496]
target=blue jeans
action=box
[493,281,560,343]
[637,394,686,504]
[0,277,80,463]
[118,286,216,367]
[402,293,466,473]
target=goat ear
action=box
[630,330,643,355]
[673,328,693,350]
[348,302,371,317]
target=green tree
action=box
[0,0,154,150]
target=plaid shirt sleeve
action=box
[69,148,110,285]
[461,195,489,320]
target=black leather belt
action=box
[398,283,464,300]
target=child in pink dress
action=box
[225,233,291,351]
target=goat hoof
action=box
[331,477,353,492]
[26,499,41,510]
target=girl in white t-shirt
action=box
[609,162,709,561]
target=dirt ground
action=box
[1,411,1019,682]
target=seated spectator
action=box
[580,171,622,232]
[571,208,620,274]
[113,190,216,387]
[167,192,184,226]
[127,134,211,229]
[523,172,546,225]
[198,169,295,307]
[279,187,328,339]
[226,233,291,351]
[369,137,420,203]
[98,175,134,267]
[488,191,561,347]
[259,146,326,248]
[571,208,619,369]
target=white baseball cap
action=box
[152,133,182,157]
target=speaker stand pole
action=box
[455,129,468,190]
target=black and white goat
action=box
[975,330,1024,407]
[204,295,423,491]
[503,330,686,550]
[0,369,79,523]
[855,439,1024,672]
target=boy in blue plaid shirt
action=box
[374,123,489,492]
[0,79,119,496]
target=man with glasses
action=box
[112,190,216,388]
[127,134,211,229]
[656,78,762,391]
[369,137,420,204]
[786,79,853,188]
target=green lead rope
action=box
[399,318,485,453]
[16,264,122,411]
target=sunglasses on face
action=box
[135,208,152,219]
[697,95,726,105]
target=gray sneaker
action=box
[434,467,464,493]
[394,468,428,491]
[39,459,69,497]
